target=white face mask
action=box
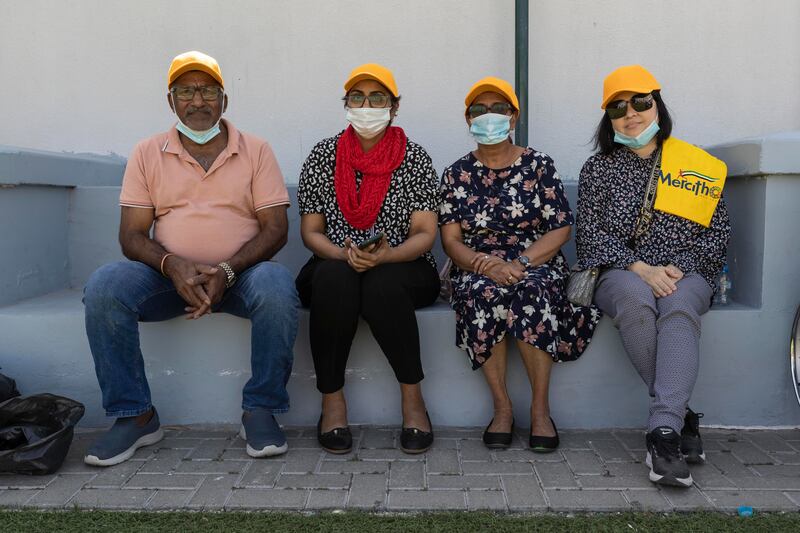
[346,107,391,139]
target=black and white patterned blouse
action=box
[297,132,440,269]
[575,146,731,289]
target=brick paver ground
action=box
[2,425,800,512]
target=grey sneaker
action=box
[240,410,288,458]
[645,426,693,488]
[84,408,164,467]
[681,408,706,464]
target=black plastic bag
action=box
[0,372,20,403]
[0,394,85,475]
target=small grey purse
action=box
[566,149,662,307]
[566,266,599,306]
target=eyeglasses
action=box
[467,102,513,119]
[605,93,654,119]
[343,91,390,108]
[170,85,224,102]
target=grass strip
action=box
[2,510,800,533]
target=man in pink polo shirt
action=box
[82,51,298,466]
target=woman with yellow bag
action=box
[575,65,730,488]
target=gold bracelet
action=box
[159,253,174,277]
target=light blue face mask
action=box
[170,94,223,145]
[175,120,221,145]
[469,113,511,145]
[614,119,660,149]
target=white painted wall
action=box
[1,0,798,182]
[529,0,800,180]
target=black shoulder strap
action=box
[628,148,662,248]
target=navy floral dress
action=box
[439,148,600,369]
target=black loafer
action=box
[483,418,515,449]
[400,412,433,454]
[317,415,352,454]
[529,416,559,453]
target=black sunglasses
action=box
[467,102,514,119]
[606,93,654,119]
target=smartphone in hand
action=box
[357,232,385,250]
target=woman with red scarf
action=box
[296,64,440,454]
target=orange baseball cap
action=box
[168,51,224,89]
[344,63,399,97]
[464,77,519,111]
[601,65,660,109]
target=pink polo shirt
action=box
[120,119,289,266]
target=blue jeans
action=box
[83,260,299,418]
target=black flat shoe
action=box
[483,418,515,449]
[529,416,559,453]
[400,412,433,454]
[317,415,352,454]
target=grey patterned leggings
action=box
[594,269,713,432]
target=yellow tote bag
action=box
[655,137,727,227]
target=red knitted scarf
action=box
[334,125,407,230]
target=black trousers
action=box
[296,256,440,393]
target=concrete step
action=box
[2,288,793,429]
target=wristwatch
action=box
[516,255,531,269]
[217,262,237,288]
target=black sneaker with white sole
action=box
[645,426,693,488]
[681,407,705,464]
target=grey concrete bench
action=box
[1,133,799,429]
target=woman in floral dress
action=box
[440,77,599,452]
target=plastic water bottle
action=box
[713,265,731,306]
[737,505,754,517]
